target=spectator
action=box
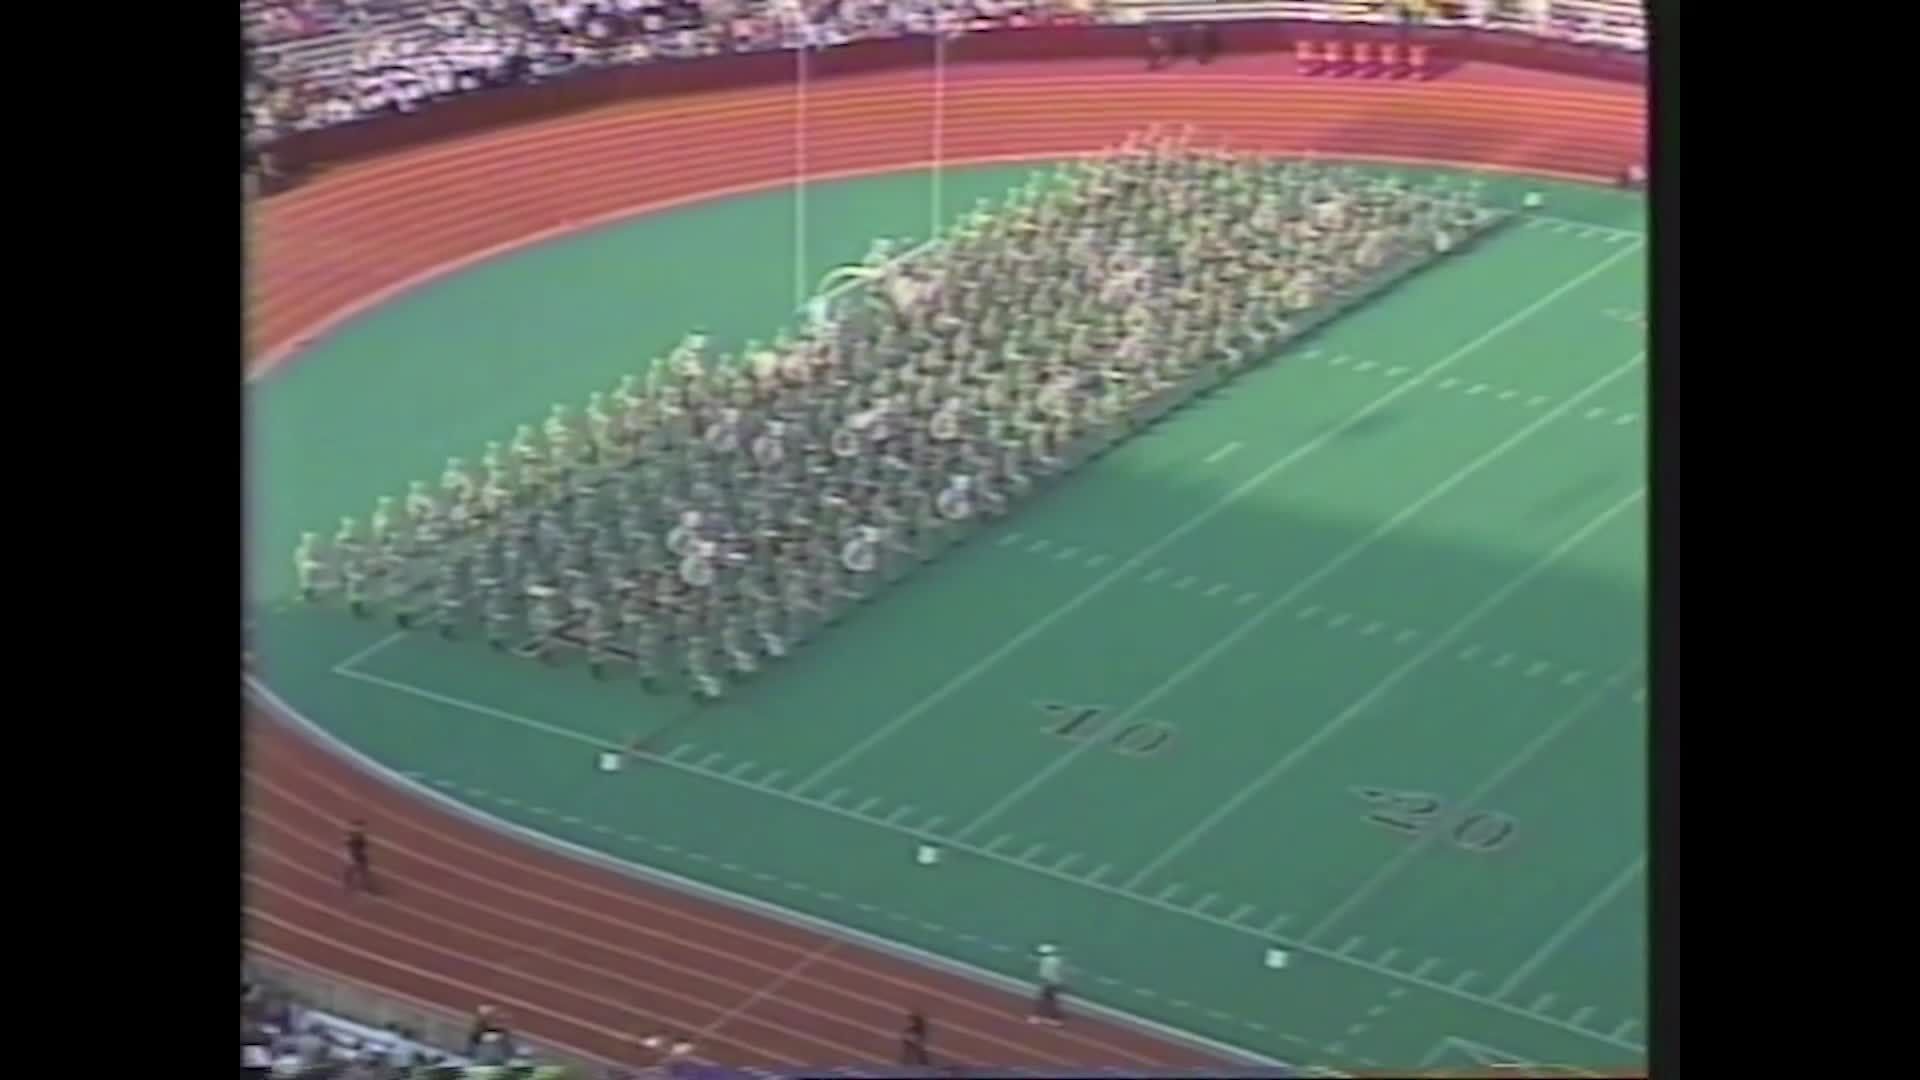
[1145,26,1168,69]
[467,1004,499,1054]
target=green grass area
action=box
[247,162,1647,1073]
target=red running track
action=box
[243,54,1644,1070]
[245,698,1248,1069]
[245,56,1643,373]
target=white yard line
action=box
[1493,854,1647,1001]
[792,240,1643,796]
[333,631,406,674]
[1123,485,1645,889]
[311,665,1642,1054]
[1300,664,1641,944]
[956,352,1644,843]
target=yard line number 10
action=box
[1351,786,1519,853]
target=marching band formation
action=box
[292,127,1497,700]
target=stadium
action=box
[242,1,1652,1076]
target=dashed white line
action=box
[1498,389,1518,401]
[1086,554,1110,568]
[1394,628,1420,644]
[1020,843,1048,861]
[1584,407,1608,420]
[1205,583,1229,597]
[1453,969,1481,990]
[1330,354,1352,366]
[1055,546,1082,561]
[1526,661,1551,677]
[1615,412,1638,425]
[1468,383,1490,395]
[1533,992,1559,1012]
[1143,568,1168,584]
[1438,376,1461,390]
[854,796,881,814]
[1236,592,1260,606]
[1204,441,1244,464]
[1377,947,1401,968]
[1173,576,1197,590]
[1528,394,1551,407]
[998,532,1023,547]
[1229,903,1258,924]
[1414,958,1442,977]
[1328,612,1352,629]
[1613,1019,1639,1040]
[1339,935,1366,955]
[1361,621,1384,636]
[1354,359,1378,373]
[1571,1005,1596,1026]
[1386,365,1410,377]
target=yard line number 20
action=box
[1350,786,1518,853]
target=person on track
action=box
[1029,944,1067,1027]
[342,820,375,895]
[900,1008,932,1067]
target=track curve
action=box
[247,60,1643,372]
[246,700,1243,1069]
[244,55,1644,1071]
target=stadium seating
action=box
[244,0,1646,142]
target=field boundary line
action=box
[1300,663,1642,944]
[793,237,1645,797]
[244,675,1296,1068]
[1124,481,1646,888]
[307,663,1642,1053]
[960,351,1645,843]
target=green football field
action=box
[247,162,1648,1074]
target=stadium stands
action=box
[243,0,1645,151]
[243,971,582,1078]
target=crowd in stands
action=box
[243,975,566,1078]
[244,0,1101,144]
[242,0,1642,146]
[243,970,717,1079]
